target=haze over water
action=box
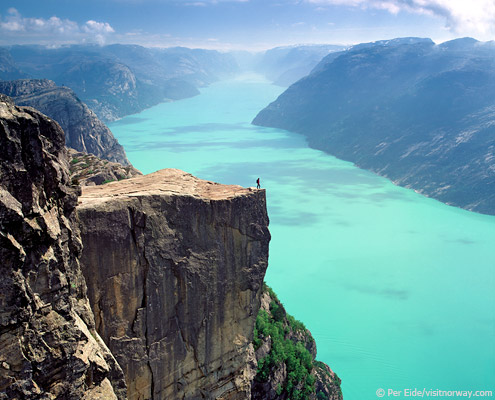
[110,76,495,399]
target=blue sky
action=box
[1,0,494,50]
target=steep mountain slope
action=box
[3,44,239,121]
[0,79,130,165]
[256,45,345,86]
[253,37,495,215]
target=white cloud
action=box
[83,20,115,34]
[0,8,115,45]
[306,0,495,38]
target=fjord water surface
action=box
[109,76,495,399]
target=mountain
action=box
[256,44,345,86]
[0,79,130,165]
[104,45,239,86]
[253,37,495,215]
[0,48,26,80]
[2,44,239,121]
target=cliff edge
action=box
[77,169,271,399]
[0,95,126,399]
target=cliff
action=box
[77,169,271,399]
[0,95,126,399]
[253,37,495,215]
[0,79,130,165]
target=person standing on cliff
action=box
[256,178,260,189]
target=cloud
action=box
[0,8,79,34]
[83,20,115,34]
[0,8,115,45]
[306,0,495,37]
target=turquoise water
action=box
[110,76,495,399]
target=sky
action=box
[0,0,494,50]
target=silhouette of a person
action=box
[256,178,260,189]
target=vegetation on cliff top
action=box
[69,149,142,186]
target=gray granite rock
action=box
[0,97,126,399]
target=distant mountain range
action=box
[253,37,495,215]
[0,44,239,122]
[1,43,346,121]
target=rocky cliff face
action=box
[0,95,126,399]
[0,79,130,165]
[77,169,271,399]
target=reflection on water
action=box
[110,78,495,400]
